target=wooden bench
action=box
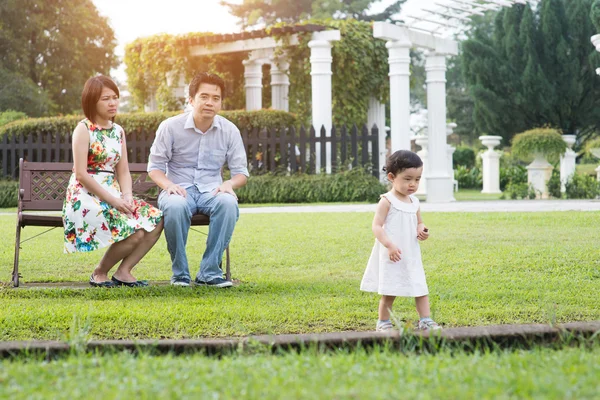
[12,158,230,287]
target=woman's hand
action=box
[417,223,429,241]
[109,196,135,217]
[122,193,134,207]
[388,245,402,262]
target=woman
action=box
[62,75,163,287]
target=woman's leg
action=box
[415,295,431,318]
[378,295,396,321]
[113,220,164,281]
[93,229,146,282]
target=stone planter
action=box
[526,152,553,199]
[591,148,600,181]
[479,135,502,194]
[560,134,577,192]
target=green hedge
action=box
[0,180,18,208]
[0,110,298,138]
[237,169,387,203]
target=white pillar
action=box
[414,134,428,195]
[368,97,387,181]
[270,58,290,112]
[527,153,553,199]
[560,135,577,193]
[243,59,263,111]
[309,39,334,173]
[425,53,453,202]
[479,135,502,194]
[386,39,412,152]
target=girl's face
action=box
[96,87,119,121]
[388,167,423,197]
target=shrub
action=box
[592,0,600,32]
[565,173,600,199]
[0,179,18,208]
[511,128,567,161]
[547,168,562,199]
[584,137,600,159]
[0,110,298,139]
[499,165,527,191]
[504,182,536,200]
[237,168,386,203]
[454,165,482,189]
[0,110,28,127]
[453,146,476,169]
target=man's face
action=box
[190,83,222,120]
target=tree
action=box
[0,0,117,115]
[461,0,600,143]
[220,0,405,27]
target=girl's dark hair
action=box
[188,72,226,100]
[81,75,119,123]
[384,150,423,175]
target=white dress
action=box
[360,192,429,297]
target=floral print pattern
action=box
[62,119,162,253]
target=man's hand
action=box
[166,183,187,197]
[213,180,237,199]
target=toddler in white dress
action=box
[360,150,441,332]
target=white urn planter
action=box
[591,148,600,181]
[479,135,502,194]
[526,152,553,199]
[560,134,577,192]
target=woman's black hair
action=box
[383,150,423,175]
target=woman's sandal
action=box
[111,276,149,287]
[89,274,116,288]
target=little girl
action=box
[360,150,441,331]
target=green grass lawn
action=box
[576,163,599,176]
[1,345,599,399]
[452,189,504,201]
[1,211,599,341]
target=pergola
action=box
[152,0,533,202]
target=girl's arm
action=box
[115,130,133,202]
[416,207,429,241]
[372,198,402,261]
[72,124,134,215]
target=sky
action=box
[91,0,472,83]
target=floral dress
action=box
[62,119,162,253]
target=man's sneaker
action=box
[194,277,233,288]
[170,277,191,287]
[376,320,394,332]
[417,319,442,331]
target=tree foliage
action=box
[461,0,600,143]
[0,0,118,115]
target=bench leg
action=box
[225,245,231,282]
[12,221,21,287]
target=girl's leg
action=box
[93,229,146,282]
[415,295,431,318]
[113,221,164,281]
[378,295,396,321]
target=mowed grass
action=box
[0,211,599,340]
[1,344,599,399]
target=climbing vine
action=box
[124,19,390,126]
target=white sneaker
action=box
[417,319,441,331]
[376,321,394,332]
[170,278,190,287]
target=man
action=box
[148,72,248,287]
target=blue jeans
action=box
[158,186,239,282]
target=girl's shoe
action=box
[417,319,441,331]
[376,320,394,332]
[89,274,116,288]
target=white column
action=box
[368,97,387,181]
[243,59,263,111]
[270,57,290,112]
[560,135,577,192]
[414,134,428,195]
[425,52,453,202]
[309,39,334,173]
[386,39,412,152]
[479,135,502,194]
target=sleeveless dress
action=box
[62,119,162,253]
[360,192,429,297]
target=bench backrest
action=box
[19,159,159,211]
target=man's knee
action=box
[160,194,191,219]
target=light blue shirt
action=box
[148,112,249,193]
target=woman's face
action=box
[96,86,119,121]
